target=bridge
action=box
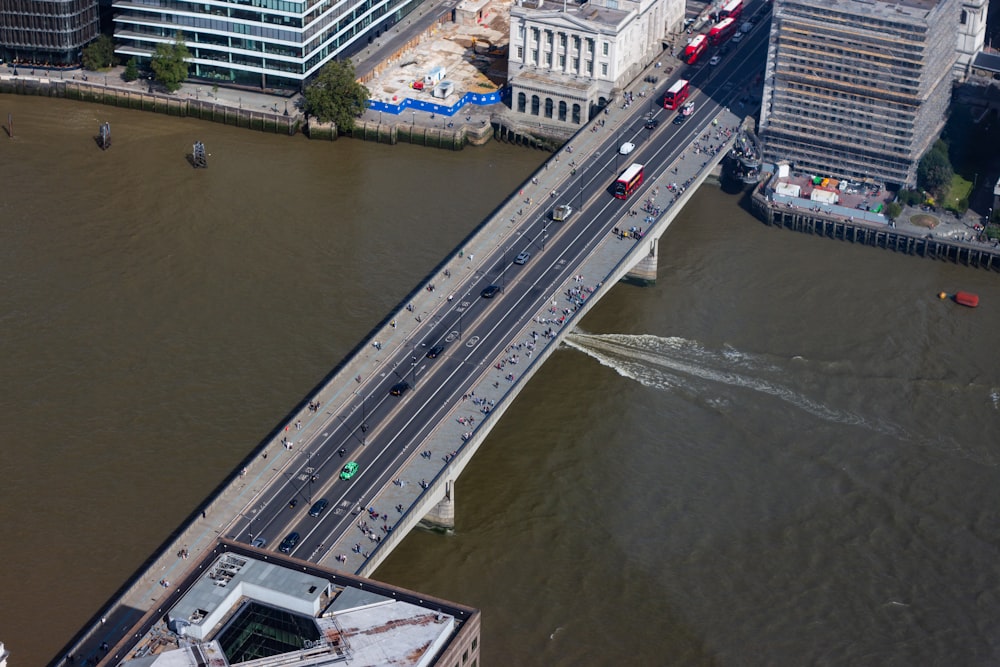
[55,26,771,667]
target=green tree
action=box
[917,140,953,199]
[123,57,139,82]
[304,59,370,131]
[82,35,116,71]
[885,201,902,221]
[151,32,191,93]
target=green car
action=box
[340,461,359,480]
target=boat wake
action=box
[566,332,872,423]
[563,332,999,466]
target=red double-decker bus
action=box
[719,0,742,21]
[614,163,645,199]
[663,79,691,110]
[708,17,737,45]
[683,34,707,65]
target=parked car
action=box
[278,532,300,553]
[308,498,329,517]
[340,461,359,480]
[514,251,530,265]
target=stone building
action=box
[759,0,974,187]
[507,0,683,128]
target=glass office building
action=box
[112,0,418,90]
[0,0,99,65]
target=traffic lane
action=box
[241,41,757,558]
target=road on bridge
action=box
[221,19,772,567]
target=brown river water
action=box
[1,95,999,666]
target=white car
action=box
[709,55,721,66]
[619,142,636,155]
[731,32,744,43]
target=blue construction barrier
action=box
[369,87,506,117]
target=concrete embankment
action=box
[750,176,1000,272]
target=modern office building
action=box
[507,0,683,128]
[112,541,481,666]
[0,0,99,65]
[759,0,969,187]
[112,0,419,90]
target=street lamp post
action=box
[411,354,418,388]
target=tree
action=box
[885,201,902,221]
[151,32,191,93]
[304,59,370,131]
[123,57,139,82]
[917,140,953,199]
[82,35,116,71]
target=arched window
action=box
[571,103,581,124]
[558,100,568,122]
[517,92,527,113]
[544,97,554,118]
[531,95,541,116]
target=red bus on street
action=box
[683,34,707,65]
[663,79,691,110]
[708,17,737,45]
[719,0,743,21]
[614,163,645,199]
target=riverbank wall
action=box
[0,76,302,135]
[750,179,1000,272]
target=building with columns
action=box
[956,0,989,76]
[507,0,683,128]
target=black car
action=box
[278,531,300,553]
[390,381,410,396]
[308,498,329,517]
[644,118,659,129]
[426,344,445,359]
[481,285,501,298]
[672,115,687,125]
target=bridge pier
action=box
[625,234,659,284]
[422,478,455,530]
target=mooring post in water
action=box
[98,122,111,150]
[7,113,11,139]
[192,140,207,168]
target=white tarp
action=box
[775,182,801,197]
[810,189,839,205]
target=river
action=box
[1,95,999,666]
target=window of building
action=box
[586,60,593,74]
[559,100,568,121]
[559,54,566,67]
[518,25,524,37]
[531,49,538,64]
[602,42,609,56]
[544,97,554,118]
[463,650,469,663]
[601,62,608,76]
[516,46,523,59]
[545,52,552,66]
[960,9,967,24]
[560,34,567,48]
[472,638,478,650]
[572,57,579,72]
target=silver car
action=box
[514,251,530,265]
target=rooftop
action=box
[116,542,478,667]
